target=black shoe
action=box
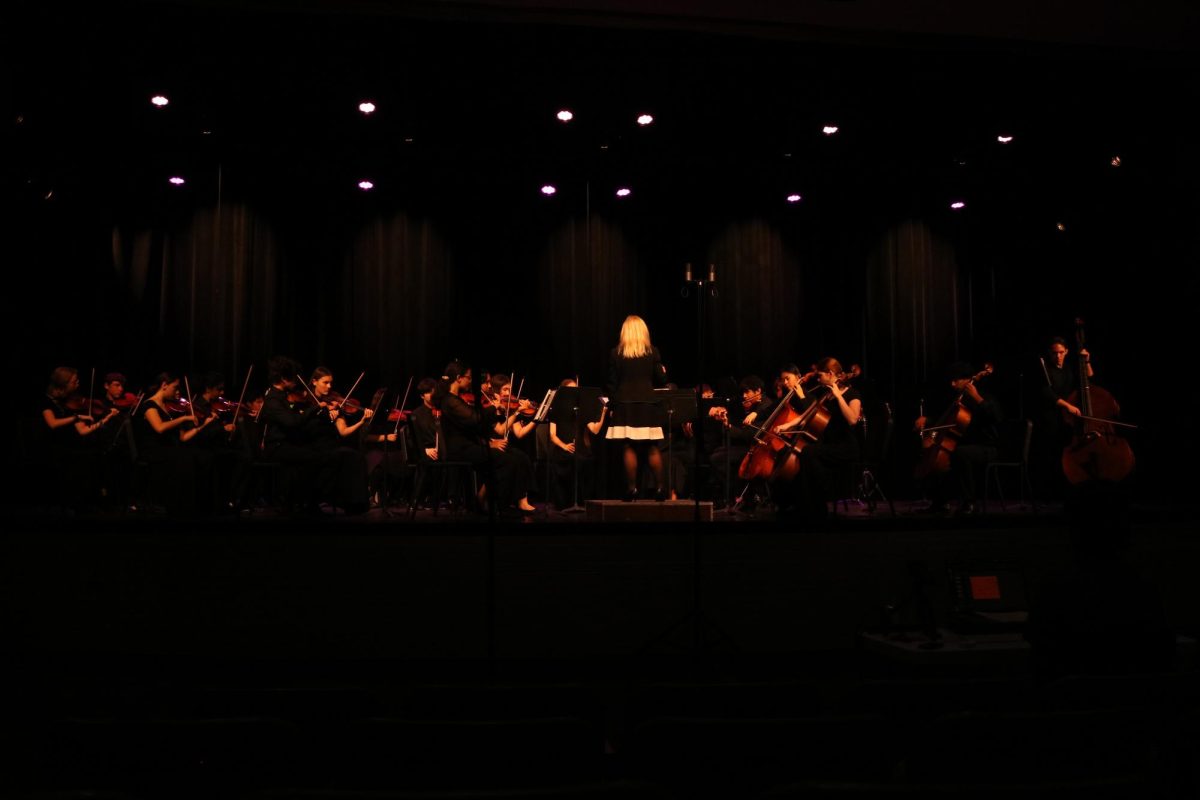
[623,488,638,502]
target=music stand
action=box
[547,385,602,513]
[362,387,398,516]
[655,388,697,500]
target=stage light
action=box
[950,201,966,210]
[1111,156,1122,167]
[168,176,185,185]
[358,101,376,114]
[556,110,574,122]
[357,180,374,190]
[151,95,170,108]
[541,184,557,196]
[997,134,1014,143]
[822,125,839,135]
[615,187,631,197]
[636,114,654,126]
[786,193,802,203]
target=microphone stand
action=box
[640,263,737,657]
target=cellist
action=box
[913,361,1003,517]
[708,375,774,508]
[792,358,864,519]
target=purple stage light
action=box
[358,101,377,114]
[556,110,574,122]
[636,114,654,126]
[151,95,170,108]
[541,184,557,195]
[358,180,374,190]
[168,176,185,185]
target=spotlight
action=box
[950,201,966,210]
[1111,156,1122,167]
[357,180,374,190]
[541,185,557,196]
[786,193,802,203]
[636,114,654,126]
[822,125,839,135]
[997,134,1014,143]
[556,110,574,122]
[358,101,377,114]
[150,95,170,108]
[168,176,185,185]
[615,187,632,197]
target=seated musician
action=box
[435,362,536,515]
[914,361,1003,517]
[35,366,118,509]
[306,367,371,514]
[258,356,328,513]
[792,358,863,519]
[708,375,775,508]
[547,378,608,507]
[134,372,218,515]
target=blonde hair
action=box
[617,315,652,359]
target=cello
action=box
[913,363,994,480]
[769,364,861,484]
[1060,318,1135,484]
[737,367,818,481]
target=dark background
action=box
[8,0,1198,497]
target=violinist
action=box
[411,378,440,463]
[259,356,327,513]
[792,358,863,519]
[190,373,237,442]
[913,361,1002,517]
[101,372,138,413]
[435,362,536,515]
[487,374,537,444]
[708,375,775,506]
[35,366,116,509]
[40,367,119,442]
[133,372,218,516]
[304,367,370,514]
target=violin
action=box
[163,396,195,417]
[387,408,413,423]
[211,396,241,418]
[327,391,365,416]
[64,393,113,418]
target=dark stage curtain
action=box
[341,212,455,383]
[111,203,287,383]
[702,220,805,381]
[865,219,963,400]
[537,214,646,386]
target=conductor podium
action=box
[586,499,713,522]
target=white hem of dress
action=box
[605,426,664,441]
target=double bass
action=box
[913,363,994,480]
[1060,319,1135,484]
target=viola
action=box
[1061,318,1135,484]
[913,363,994,480]
[387,408,413,423]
